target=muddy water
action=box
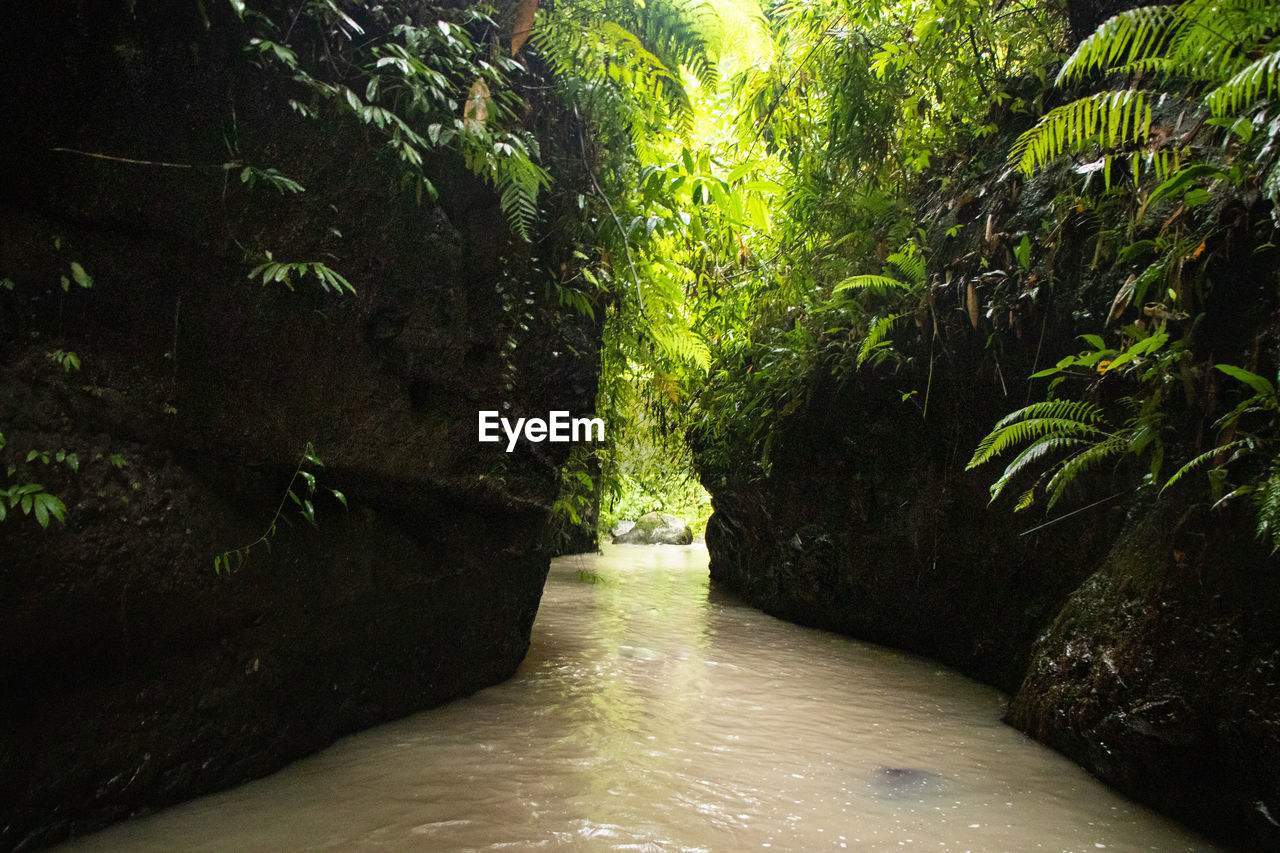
[62,544,1213,852]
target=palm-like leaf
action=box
[1010,90,1152,176]
[1014,0,1280,177]
[832,274,909,295]
[857,312,907,366]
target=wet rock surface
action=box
[612,511,694,545]
[1008,503,1280,849]
[0,2,597,848]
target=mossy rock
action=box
[612,511,693,545]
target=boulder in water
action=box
[612,512,693,545]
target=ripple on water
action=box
[60,544,1217,852]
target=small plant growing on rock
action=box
[213,442,347,574]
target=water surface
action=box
[63,544,1213,851]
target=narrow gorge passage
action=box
[60,545,1213,852]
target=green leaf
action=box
[1216,363,1276,398]
[1148,164,1225,205]
[70,261,93,289]
[1015,234,1031,270]
[32,493,63,528]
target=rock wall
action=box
[698,354,1124,691]
[694,142,1280,848]
[0,3,597,848]
[699,369,1280,848]
[1009,502,1280,845]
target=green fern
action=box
[1161,438,1257,494]
[531,0,724,135]
[968,399,1106,468]
[495,148,552,241]
[1058,0,1280,87]
[1207,49,1280,118]
[648,317,712,371]
[832,274,909,295]
[1010,90,1152,177]
[967,400,1128,509]
[856,312,907,367]
[1042,436,1127,509]
[248,259,355,295]
[1159,363,1280,550]
[988,436,1091,501]
[1012,0,1280,178]
[830,241,929,368]
[884,245,926,287]
[1255,466,1280,552]
[1054,5,1179,85]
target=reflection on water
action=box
[61,544,1214,851]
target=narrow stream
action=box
[63,545,1214,851]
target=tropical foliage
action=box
[964,0,1280,548]
[10,0,1279,556]
[549,0,1280,553]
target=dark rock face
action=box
[692,115,1280,850]
[612,511,694,545]
[0,3,596,848]
[1008,504,1280,849]
[696,332,1126,691]
[698,355,1280,848]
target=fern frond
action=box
[1057,6,1178,85]
[833,274,909,295]
[1166,0,1280,81]
[1060,0,1280,87]
[969,417,1109,470]
[991,399,1105,431]
[969,400,1107,469]
[1013,486,1038,512]
[1009,90,1153,176]
[988,437,1090,501]
[856,312,906,367]
[1161,438,1255,494]
[495,151,550,241]
[885,247,926,288]
[1255,467,1280,552]
[634,0,721,90]
[1044,436,1127,509]
[534,0,723,136]
[648,321,711,370]
[1206,48,1280,117]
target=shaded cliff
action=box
[0,2,598,848]
[692,125,1280,847]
